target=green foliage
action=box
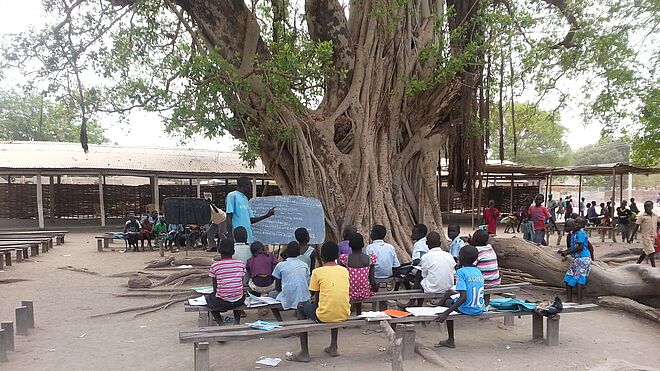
[631,87,659,166]
[0,89,105,143]
[488,103,570,166]
[571,138,631,186]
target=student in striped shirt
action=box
[471,230,501,286]
[206,238,246,325]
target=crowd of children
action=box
[202,220,506,360]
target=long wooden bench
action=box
[0,230,67,244]
[185,283,530,326]
[0,240,45,256]
[0,244,30,263]
[179,303,598,371]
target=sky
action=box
[0,0,602,151]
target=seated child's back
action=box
[471,230,501,286]
[309,241,350,323]
[246,242,278,293]
[272,241,311,310]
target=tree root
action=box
[127,288,192,293]
[153,269,206,287]
[107,271,168,279]
[597,296,660,323]
[172,257,214,267]
[132,297,193,318]
[0,278,31,284]
[600,256,639,264]
[414,344,454,369]
[171,273,208,287]
[113,292,193,299]
[91,296,194,318]
[144,256,174,269]
[599,248,643,259]
[57,266,100,275]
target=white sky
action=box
[0,0,601,151]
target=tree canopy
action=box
[630,87,659,167]
[0,89,105,143]
[488,102,570,166]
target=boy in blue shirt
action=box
[558,216,592,304]
[225,176,275,243]
[434,245,485,348]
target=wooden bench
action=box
[0,240,46,256]
[584,226,618,242]
[179,303,598,371]
[95,235,126,251]
[185,283,529,327]
[0,230,68,244]
[0,244,30,263]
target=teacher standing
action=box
[226,176,275,243]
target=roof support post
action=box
[578,175,582,213]
[628,172,632,201]
[36,171,44,229]
[510,173,514,213]
[49,175,55,221]
[153,175,160,213]
[471,179,475,231]
[251,177,257,199]
[611,168,616,217]
[619,173,624,204]
[196,179,201,198]
[98,174,106,227]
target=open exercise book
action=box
[245,292,281,308]
[188,296,208,306]
[405,306,459,317]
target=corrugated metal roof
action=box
[0,141,268,177]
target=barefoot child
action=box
[292,241,350,362]
[559,217,592,303]
[434,245,485,348]
[246,241,279,295]
[206,238,246,325]
[272,241,311,310]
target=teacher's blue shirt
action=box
[225,190,254,242]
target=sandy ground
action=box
[0,229,659,371]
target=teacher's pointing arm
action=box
[251,207,275,224]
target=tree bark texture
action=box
[491,238,660,302]
[175,0,485,259]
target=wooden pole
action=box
[628,172,633,201]
[15,307,28,336]
[578,175,582,214]
[471,179,475,230]
[196,179,201,198]
[98,174,106,227]
[21,301,34,328]
[153,175,160,212]
[0,329,7,362]
[251,177,257,199]
[510,173,514,213]
[611,168,616,217]
[544,175,549,204]
[49,176,55,221]
[36,172,44,229]
[619,173,624,204]
[0,322,13,351]
[549,172,553,195]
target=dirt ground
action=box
[0,229,658,371]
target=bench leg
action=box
[4,253,10,267]
[30,245,37,257]
[378,301,387,311]
[546,315,560,346]
[0,258,3,270]
[97,240,104,252]
[1,322,14,351]
[20,301,34,329]
[233,310,242,325]
[159,241,165,257]
[503,315,514,327]
[16,250,23,263]
[194,342,210,371]
[400,324,416,361]
[198,312,210,327]
[532,313,543,340]
[15,307,28,336]
[271,308,283,322]
[104,239,110,249]
[0,329,7,362]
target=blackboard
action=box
[163,197,211,225]
[249,196,325,244]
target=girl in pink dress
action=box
[338,233,378,300]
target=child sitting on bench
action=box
[206,238,246,325]
[472,230,501,286]
[272,241,311,310]
[290,241,350,362]
[434,245,485,348]
[448,224,465,261]
[246,241,278,296]
[338,233,377,300]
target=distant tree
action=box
[630,88,659,167]
[489,103,570,166]
[0,90,105,143]
[572,138,630,187]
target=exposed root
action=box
[113,292,193,299]
[144,256,175,269]
[127,288,192,293]
[415,344,454,369]
[153,269,207,287]
[597,296,660,323]
[172,257,214,267]
[0,278,31,284]
[171,273,208,287]
[58,266,100,275]
[91,296,194,318]
[132,297,193,318]
[107,271,168,279]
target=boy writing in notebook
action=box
[290,241,350,362]
[434,245,485,348]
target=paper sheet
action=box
[248,292,280,305]
[358,311,391,320]
[405,306,456,317]
[188,296,208,306]
[256,357,282,367]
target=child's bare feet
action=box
[434,340,455,348]
[324,346,339,357]
[287,352,311,362]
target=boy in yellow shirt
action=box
[289,241,350,362]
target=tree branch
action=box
[543,0,580,49]
[305,0,354,101]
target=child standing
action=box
[338,233,377,301]
[246,241,279,295]
[291,241,350,362]
[471,230,501,286]
[447,224,465,261]
[434,245,485,348]
[559,217,592,303]
[206,238,246,325]
[629,201,658,267]
[272,241,311,310]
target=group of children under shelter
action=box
[202,217,510,361]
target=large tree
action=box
[1,0,656,257]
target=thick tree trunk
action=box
[491,238,660,302]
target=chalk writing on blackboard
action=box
[249,196,325,245]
